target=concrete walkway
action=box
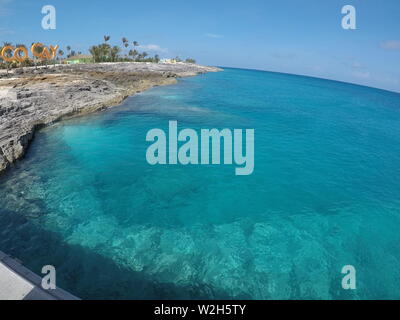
[0,251,79,300]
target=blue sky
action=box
[1,0,399,92]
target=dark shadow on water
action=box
[0,209,238,300]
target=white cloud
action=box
[271,52,296,59]
[351,61,363,69]
[352,71,371,79]
[204,33,223,39]
[138,44,168,53]
[311,65,323,72]
[380,41,400,50]
[379,76,400,85]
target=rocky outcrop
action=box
[0,62,221,174]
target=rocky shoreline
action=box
[0,62,221,174]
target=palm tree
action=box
[1,42,13,56]
[132,42,140,60]
[58,49,64,62]
[122,37,128,49]
[121,37,128,58]
[90,45,101,63]
[1,42,13,59]
[14,44,27,67]
[31,42,44,69]
[136,52,148,62]
[66,45,71,58]
[104,36,111,59]
[1,42,14,72]
[110,46,121,62]
[129,49,138,61]
[99,43,111,62]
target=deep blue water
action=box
[1,68,400,299]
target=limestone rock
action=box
[0,62,221,175]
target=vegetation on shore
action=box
[0,36,196,70]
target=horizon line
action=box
[214,66,400,95]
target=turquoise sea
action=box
[1,67,400,299]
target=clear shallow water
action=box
[1,68,400,299]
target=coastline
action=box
[0,62,221,175]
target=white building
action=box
[159,58,177,64]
